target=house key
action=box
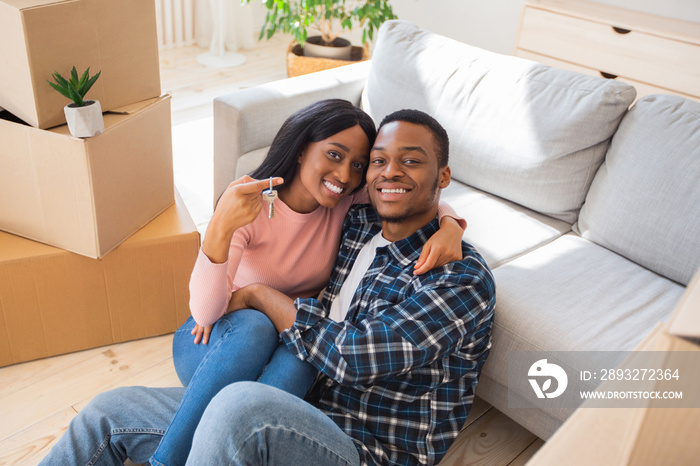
[262,177,278,218]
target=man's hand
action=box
[191,324,213,345]
[228,284,297,333]
[414,216,464,275]
[228,287,253,314]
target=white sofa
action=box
[212,20,700,440]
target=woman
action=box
[151,99,466,466]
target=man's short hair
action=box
[377,109,449,167]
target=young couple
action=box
[40,100,496,466]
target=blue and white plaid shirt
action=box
[281,205,496,465]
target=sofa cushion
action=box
[488,233,682,352]
[235,147,270,179]
[440,181,570,269]
[480,233,684,438]
[574,95,700,286]
[363,20,636,224]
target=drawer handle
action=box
[612,26,632,34]
[600,71,618,79]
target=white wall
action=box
[387,0,700,55]
[389,0,522,54]
[245,1,700,55]
[247,0,523,52]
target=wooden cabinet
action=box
[516,0,700,101]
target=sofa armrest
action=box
[212,60,371,206]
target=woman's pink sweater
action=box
[189,188,463,326]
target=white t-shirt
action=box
[328,231,391,322]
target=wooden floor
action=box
[0,334,543,465]
[159,35,289,116]
[0,38,544,465]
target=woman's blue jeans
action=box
[150,310,318,466]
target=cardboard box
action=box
[667,267,700,341]
[0,192,200,368]
[0,95,174,258]
[0,0,161,129]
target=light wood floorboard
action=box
[160,35,289,115]
[0,333,542,465]
[0,38,543,465]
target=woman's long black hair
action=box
[249,99,376,194]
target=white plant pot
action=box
[303,36,352,60]
[64,100,105,138]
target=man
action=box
[41,110,495,466]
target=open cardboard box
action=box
[667,268,700,343]
[0,95,174,259]
[0,191,200,368]
[0,0,161,129]
[528,268,700,465]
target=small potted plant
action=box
[243,0,397,76]
[48,67,103,138]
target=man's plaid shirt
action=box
[281,205,496,465]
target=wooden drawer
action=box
[515,50,695,102]
[518,3,700,98]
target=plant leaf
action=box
[78,67,91,90]
[70,66,80,87]
[52,71,71,90]
[246,0,397,46]
[47,80,72,100]
[67,84,83,106]
[82,70,101,97]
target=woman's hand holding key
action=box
[203,176,284,264]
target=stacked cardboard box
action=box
[0,0,161,129]
[0,0,200,366]
[0,96,175,258]
[0,193,200,367]
[0,0,174,255]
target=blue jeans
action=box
[39,383,359,466]
[151,311,318,466]
[191,382,360,465]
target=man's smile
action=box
[375,183,413,200]
[379,188,407,194]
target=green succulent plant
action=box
[48,66,101,107]
[242,0,397,47]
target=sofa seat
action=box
[479,233,684,437]
[441,181,571,269]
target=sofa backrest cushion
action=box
[574,95,700,286]
[362,20,636,223]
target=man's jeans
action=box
[38,383,360,465]
[152,310,319,465]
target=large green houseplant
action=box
[243,0,396,62]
